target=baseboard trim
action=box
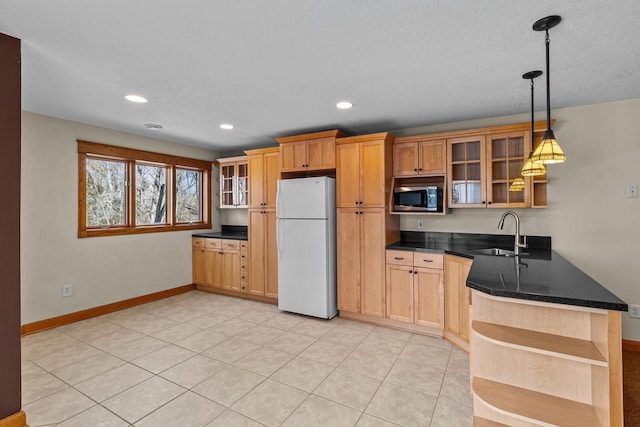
[0,411,27,427]
[196,285,277,305]
[623,339,640,352]
[21,284,195,336]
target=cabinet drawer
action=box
[206,238,222,249]
[192,237,205,247]
[386,250,414,266]
[221,239,240,251]
[413,253,443,269]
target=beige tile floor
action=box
[21,291,473,427]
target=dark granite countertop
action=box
[386,231,627,312]
[193,225,248,241]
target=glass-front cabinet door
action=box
[447,136,486,207]
[487,132,530,208]
[218,157,249,208]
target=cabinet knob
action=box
[414,168,418,171]
[481,201,486,204]
[487,201,492,205]
[418,168,422,171]
[409,270,413,274]
[414,271,418,275]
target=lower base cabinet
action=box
[191,237,254,296]
[385,250,444,331]
[444,254,473,351]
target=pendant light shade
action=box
[509,177,525,192]
[520,70,547,177]
[532,15,566,164]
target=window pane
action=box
[86,158,127,227]
[176,168,202,223]
[136,164,167,225]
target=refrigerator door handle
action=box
[276,218,283,259]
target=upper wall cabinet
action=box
[393,138,446,177]
[276,129,346,173]
[245,147,279,208]
[217,156,248,208]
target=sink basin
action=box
[470,248,520,257]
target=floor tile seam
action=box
[126,388,205,426]
[76,402,133,427]
[433,393,474,409]
[193,364,270,408]
[280,393,361,427]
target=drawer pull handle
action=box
[423,259,434,262]
[394,257,404,260]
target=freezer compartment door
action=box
[277,218,336,319]
[276,177,334,219]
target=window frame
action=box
[78,140,212,238]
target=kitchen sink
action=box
[470,248,525,257]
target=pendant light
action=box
[530,15,566,164]
[509,177,525,192]
[520,70,546,177]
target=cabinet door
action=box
[393,142,419,176]
[248,209,266,294]
[444,255,473,341]
[386,264,413,323]
[419,140,446,175]
[280,141,307,172]
[447,136,487,208]
[361,140,386,207]
[224,251,241,291]
[335,143,361,208]
[206,249,223,288]
[192,246,206,285]
[486,132,530,208]
[219,163,236,208]
[337,208,361,313]
[306,137,335,170]
[247,155,264,208]
[264,210,278,298]
[360,208,386,317]
[414,267,444,328]
[236,162,249,207]
[264,152,280,207]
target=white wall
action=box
[392,98,640,340]
[21,112,221,324]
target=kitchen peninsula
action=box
[387,231,626,426]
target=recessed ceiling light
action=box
[220,124,234,130]
[336,101,353,110]
[144,123,162,130]
[125,94,148,103]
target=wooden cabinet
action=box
[245,147,279,208]
[192,238,245,291]
[385,250,444,330]
[447,131,532,208]
[192,237,206,285]
[277,130,345,173]
[336,135,389,208]
[336,133,399,319]
[217,156,249,208]
[248,208,278,298]
[444,254,473,351]
[470,291,623,426]
[393,138,446,177]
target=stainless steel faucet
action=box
[498,211,528,255]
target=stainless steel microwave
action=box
[393,185,443,212]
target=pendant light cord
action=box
[531,78,535,144]
[545,30,551,132]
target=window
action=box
[78,140,211,237]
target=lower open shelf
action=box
[472,377,602,427]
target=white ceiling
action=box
[1,1,639,151]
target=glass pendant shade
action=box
[531,129,566,164]
[509,177,525,192]
[521,154,546,176]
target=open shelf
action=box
[473,377,602,427]
[472,320,607,366]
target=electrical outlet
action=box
[62,284,73,297]
[628,185,638,198]
[417,220,424,229]
[629,304,640,319]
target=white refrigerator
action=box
[276,177,338,319]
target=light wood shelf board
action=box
[473,416,511,427]
[472,320,607,366]
[473,377,601,427]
